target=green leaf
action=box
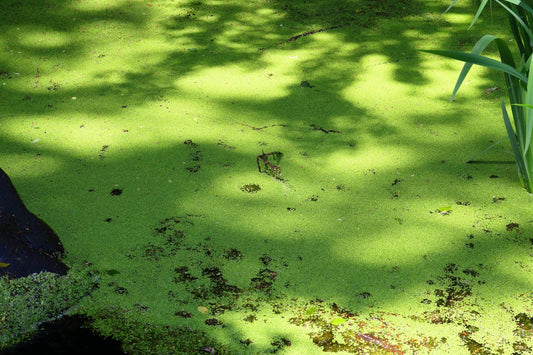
[105,269,120,276]
[444,0,461,14]
[331,317,347,326]
[502,0,533,15]
[495,0,533,41]
[501,100,531,189]
[523,57,533,155]
[306,307,318,315]
[422,50,527,84]
[466,137,507,163]
[444,34,501,101]
[0,263,10,268]
[468,0,490,30]
[511,104,533,109]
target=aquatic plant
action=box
[424,0,533,192]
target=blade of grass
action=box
[501,100,531,189]
[422,50,526,82]
[444,0,461,14]
[502,0,533,15]
[495,0,533,40]
[508,11,528,57]
[468,0,490,29]
[465,137,507,163]
[523,57,533,155]
[429,35,514,101]
[421,51,527,82]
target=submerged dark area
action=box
[0,167,68,278]
[0,315,125,355]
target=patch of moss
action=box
[0,270,98,349]
[83,305,230,354]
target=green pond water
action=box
[2,0,533,353]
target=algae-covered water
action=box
[2,0,533,353]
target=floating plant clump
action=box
[240,184,261,193]
[257,151,285,181]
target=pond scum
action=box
[2,213,533,353]
[60,216,531,353]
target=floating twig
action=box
[237,123,287,131]
[310,124,340,134]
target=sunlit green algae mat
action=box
[2,0,533,353]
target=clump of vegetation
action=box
[83,305,230,354]
[425,0,533,192]
[0,270,98,349]
[240,184,261,193]
[257,152,285,181]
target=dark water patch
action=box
[85,306,227,354]
[184,266,242,300]
[47,81,61,91]
[250,268,278,293]
[191,150,201,161]
[0,315,124,355]
[515,313,533,336]
[173,266,197,282]
[270,337,292,353]
[456,200,471,206]
[435,268,473,308]
[243,314,256,322]
[184,140,202,172]
[259,255,273,265]
[414,263,497,352]
[210,304,234,316]
[391,179,403,186]
[183,139,197,147]
[98,145,109,160]
[205,318,223,326]
[240,184,261,193]
[133,302,150,312]
[356,291,372,299]
[202,267,242,297]
[127,217,189,261]
[458,326,491,355]
[186,165,200,173]
[105,269,120,276]
[141,244,166,261]
[110,188,122,196]
[108,281,128,295]
[240,338,253,346]
[175,310,192,318]
[223,248,243,260]
[506,222,520,231]
[217,139,235,150]
[0,167,68,278]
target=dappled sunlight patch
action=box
[319,146,417,174]
[3,0,533,352]
[175,65,292,100]
[15,29,71,49]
